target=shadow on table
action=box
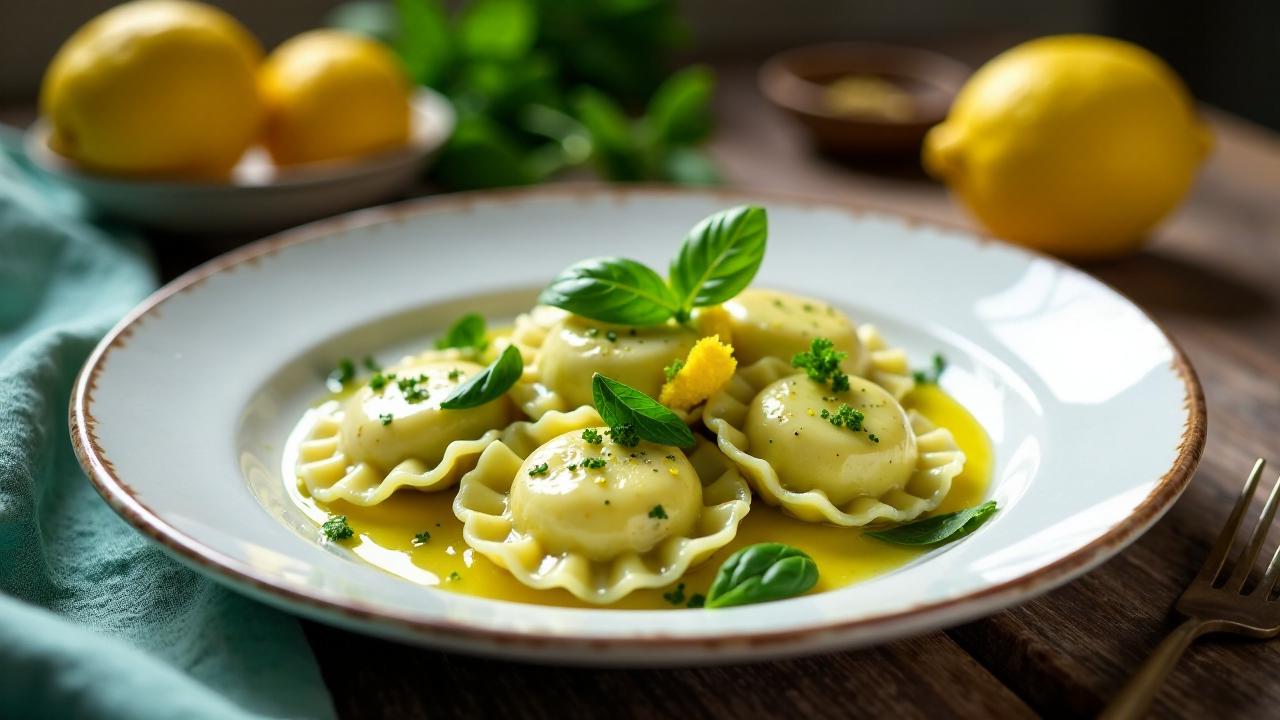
[1085,247,1271,320]
[306,622,1031,719]
[813,151,935,182]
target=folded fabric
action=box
[0,128,336,720]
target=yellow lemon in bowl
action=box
[40,0,262,180]
[258,30,412,166]
[923,35,1212,261]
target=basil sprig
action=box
[865,501,998,546]
[669,205,767,320]
[538,257,680,326]
[439,345,523,409]
[591,374,694,448]
[705,543,818,608]
[435,312,488,352]
[537,205,767,326]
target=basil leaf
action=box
[662,147,721,187]
[440,345,523,409]
[433,115,539,190]
[866,501,998,546]
[705,543,818,608]
[591,374,694,448]
[457,0,536,61]
[669,205,767,318]
[435,312,488,352]
[574,88,645,181]
[392,0,451,86]
[647,65,715,145]
[539,257,679,326]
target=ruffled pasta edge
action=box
[703,356,964,527]
[857,323,916,400]
[295,348,508,506]
[453,406,751,604]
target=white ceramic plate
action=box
[70,187,1204,665]
[26,89,454,235]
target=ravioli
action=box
[504,307,698,419]
[746,374,917,504]
[296,351,512,505]
[719,288,864,370]
[511,430,702,561]
[454,407,751,603]
[705,357,964,526]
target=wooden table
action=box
[70,56,1280,717]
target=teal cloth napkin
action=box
[0,130,336,720]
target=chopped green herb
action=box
[379,413,394,426]
[397,374,431,403]
[362,356,380,372]
[687,593,706,609]
[605,330,618,342]
[328,358,356,388]
[448,368,462,381]
[369,372,390,391]
[649,504,668,519]
[528,462,550,477]
[435,313,488,353]
[664,358,685,381]
[447,571,461,582]
[821,404,865,431]
[581,428,603,444]
[321,514,353,541]
[868,433,881,443]
[913,353,949,385]
[581,457,608,469]
[412,531,431,546]
[662,583,687,605]
[566,463,578,471]
[792,338,849,392]
[606,422,640,448]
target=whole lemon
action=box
[41,0,262,180]
[924,35,1212,260]
[258,30,411,166]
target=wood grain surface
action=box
[68,53,1280,719]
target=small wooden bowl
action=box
[759,42,971,156]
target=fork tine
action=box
[1254,540,1280,599]
[1196,458,1266,586]
[1226,470,1280,591]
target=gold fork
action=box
[1103,459,1280,719]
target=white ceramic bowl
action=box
[70,187,1204,665]
[26,89,454,235]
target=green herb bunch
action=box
[328,0,717,189]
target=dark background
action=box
[2,0,1277,130]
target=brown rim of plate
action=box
[69,184,1206,652]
